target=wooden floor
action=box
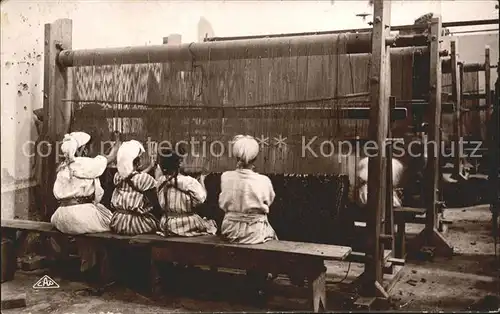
[192,248,404,310]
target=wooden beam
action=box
[72,106,409,120]
[206,33,429,47]
[41,19,72,221]
[459,63,465,145]
[425,16,442,234]
[385,97,396,256]
[364,0,391,298]
[204,19,499,41]
[450,40,462,180]
[57,33,427,67]
[442,60,497,74]
[1,292,26,310]
[411,15,454,258]
[485,46,491,109]
[1,239,16,283]
[1,219,352,261]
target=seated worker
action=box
[102,136,158,210]
[218,135,278,301]
[109,140,163,235]
[156,147,217,237]
[219,135,277,244]
[356,156,404,208]
[51,131,120,272]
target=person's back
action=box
[50,131,120,274]
[219,135,277,244]
[219,169,274,215]
[108,140,163,236]
[51,132,119,234]
[155,148,217,237]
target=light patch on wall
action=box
[1,11,10,26]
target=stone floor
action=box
[2,204,499,313]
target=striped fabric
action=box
[109,171,159,235]
[157,174,217,237]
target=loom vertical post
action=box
[459,63,464,161]
[385,97,396,257]
[411,15,454,257]
[485,46,491,113]
[491,46,499,256]
[41,19,73,221]
[450,40,462,180]
[362,0,391,298]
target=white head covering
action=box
[356,157,404,187]
[232,135,259,165]
[357,183,402,208]
[60,132,91,162]
[117,140,145,178]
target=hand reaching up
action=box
[105,140,121,165]
[199,173,207,184]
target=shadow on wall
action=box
[198,16,214,42]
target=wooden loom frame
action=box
[39,0,450,303]
[443,44,495,178]
[200,8,457,261]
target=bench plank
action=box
[1,219,352,261]
[394,207,426,215]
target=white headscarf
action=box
[232,135,259,166]
[60,132,91,162]
[357,183,402,208]
[117,140,145,178]
[357,157,404,187]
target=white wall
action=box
[0,0,498,217]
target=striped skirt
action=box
[109,209,159,236]
[159,212,217,237]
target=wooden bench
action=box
[1,218,352,312]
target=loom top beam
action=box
[204,19,499,42]
[442,59,498,73]
[57,32,428,67]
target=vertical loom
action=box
[41,1,457,301]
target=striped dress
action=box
[109,171,159,235]
[157,174,217,237]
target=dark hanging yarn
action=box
[100,167,118,211]
[197,172,225,234]
[182,172,351,245]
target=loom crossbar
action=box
[205,19,500,41]
[442,60,498,73]
[72,106,408,120]
[57,32,429,67]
